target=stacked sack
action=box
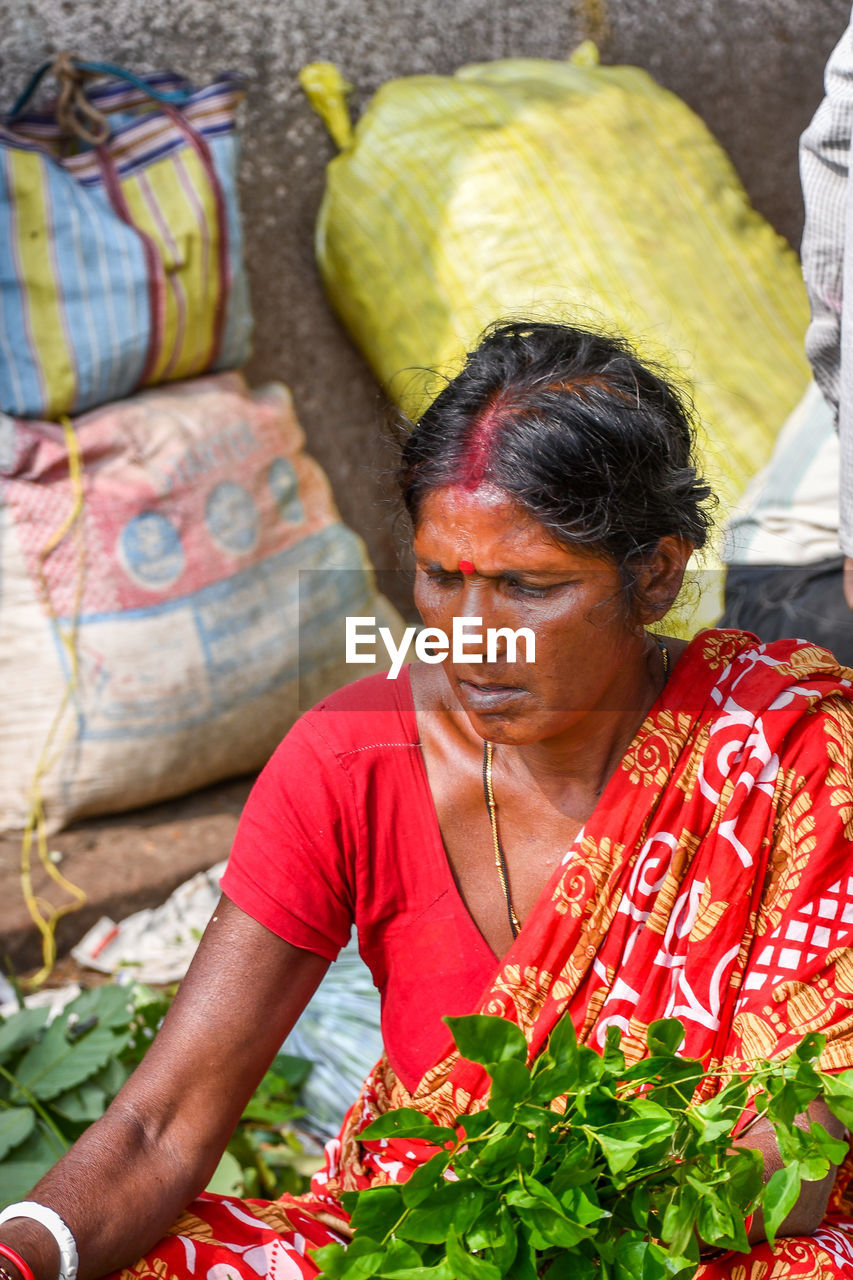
[0,58,400,832]
[302,48,812,629]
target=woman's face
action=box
[412,483,658,747]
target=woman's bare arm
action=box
[0,894,331,1280]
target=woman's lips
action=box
[458,679,527,710]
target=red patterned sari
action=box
[118,631,853,1280]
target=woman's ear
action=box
[634,536,694,623]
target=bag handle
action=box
[9,51,232,377]
[8,53,193,143]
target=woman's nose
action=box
[457,576,490,615]
[454,579,512,658]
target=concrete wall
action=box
[2,0,850,611]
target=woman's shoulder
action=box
[281,666,420,762]
[681,628,853,689]
[675,628,853,742]
[233,666,424,862]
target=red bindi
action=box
[458,559,475,575]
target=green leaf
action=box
[349,1185,405,1239]
[451,1186,487,1236]
[445,1228,502,1280]
[0,1158,54,1207]
[558,1185,602,1228]
[623,1097,678,1131]
[378,1264,453,1280]
[487,1058,531,1121]
[206,1148,244,1195]
[50,1081,108,1123]
[397,1184,463,1244]
[695,1185,738,1251]
[310,1242,349,1277]
[621,1053,702,1086]
[807,1121,850,1167]
[0,1124,64,1203]
[770,1115,839,1180]
[510,1235,541,1280]
[540,1252,599,1280]
[821,1072,853,1129]
[269,1052,313,1089]
[766,1076,821,1127]
[572,1046,606,1093]
[715,1146,764,1217]
[629,1182,651,1232]
[646,1020,685,1056]
[688,1082,747,1146]
[533,1021,598,1102]
[91,1055,130,1098]
[240,1096,303,1126]
[546,1015,579,1070]
[526,1204,595,1251]
[505,1177,599,1251]
[445,1014,527,1067]
[466,1204,516,1271]
[315,1234,387,1279]
[789,1032,826,1064]
[603,1024,626,1074]
[362,1108,456,1145]
[463,1126,525,1179]
[614,1236,677,1280]
[455,1111,494,1141]
[762,1163,801,1246]
[65,984,135,1029]
[661,1185,701,1255]
[586,1109,674,1175]
[377,1238,423,1273]
[12,1021,126,1102]
[400,1153,452,1208]
[0,1006,51,1064]
[613,1237,654,1280]
[0,1107,36,1159]
[505,1173,565,1216]
[587,1130,643,1175]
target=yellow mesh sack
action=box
[303,51,811,628]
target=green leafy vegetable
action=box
[315,1015,853,1279]
[0,985,318,1207]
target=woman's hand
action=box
[0,894,330,1280]
[735,1096,845,1243]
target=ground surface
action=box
[0,775,256,979]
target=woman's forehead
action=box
[412,484,610,572]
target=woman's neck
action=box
[482,632,672,807]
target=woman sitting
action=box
[2,321,853,1280]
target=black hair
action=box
[399,320,714,599]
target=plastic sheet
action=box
[307,48,812,628]
[72,865,383,1137]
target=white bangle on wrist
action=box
[0,1204,78,1280]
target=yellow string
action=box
[20,415,88,989]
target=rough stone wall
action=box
[2,0,849,609]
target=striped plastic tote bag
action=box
[0,56,252,419]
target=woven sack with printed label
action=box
[0,372,402,832]
[0,56,252,419]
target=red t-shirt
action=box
[221,669,499,1093]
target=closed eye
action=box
[502,576,557,599]
[420,567,462,587]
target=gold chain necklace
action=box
[482,738,521,939]
[482,636,670,940]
